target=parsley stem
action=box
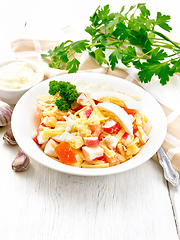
[85,42,102,48]
[153,39,180,49]
[154,37,180,46]
[154,31,180,49]
[68,49,76,58]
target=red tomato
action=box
[55,142,77,164]
[104,154,120,167]
[122,107,137,116]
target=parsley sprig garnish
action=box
[42,3,180,85]
[49,80,79,112]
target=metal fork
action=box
[157,146,180,187]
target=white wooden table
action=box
[0,0,180,239]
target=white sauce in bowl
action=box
[0,61,40,89]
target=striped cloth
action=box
[10,25,180,174]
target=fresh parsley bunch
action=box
[49,80,79,112]
[42,3,180,85]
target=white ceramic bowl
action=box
[0,59,44,105]
[11,73,167,176]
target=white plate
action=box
[11,72,167,176]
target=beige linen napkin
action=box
[10,25,180,174]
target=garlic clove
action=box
[3,129,17,145]
[0,101,13,127]
[12,149,30,172]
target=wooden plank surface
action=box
[0,126,179,240]
[0,0,180,239]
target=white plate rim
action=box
[11,72,167,176]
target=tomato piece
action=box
[104,154,120,167]
[55,142,77,164]
[122,107,137,116]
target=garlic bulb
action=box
[0,101,13,126]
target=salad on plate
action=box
[31,79,151,168]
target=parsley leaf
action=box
[158,63,171,85]
[151,47,168,61]
[109,49,122,70]
[138,59,172,85]
[71,40,89,53]
[94,48,108,66]
[92,34,107,46]
[98,4,110,20]
[113,22,128,41]
[138,48,171,85]
[66,58,80,73]
[122,46,137,66]
[156,12,172,32]
[85,26,98,36]
[170,59,180,74]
